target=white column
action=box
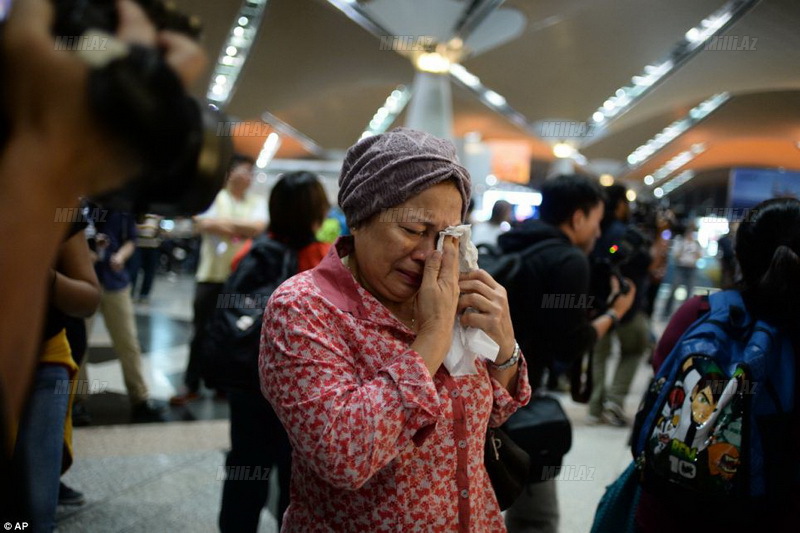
[405,71,454,140]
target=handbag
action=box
[502,394,572,483]
[484,426,530,511]
[569,348,593,404]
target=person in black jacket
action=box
[499,174,635,533]
[214,172,330,533]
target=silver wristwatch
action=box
[489,341,520,371]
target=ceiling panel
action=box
[172,0,800,186]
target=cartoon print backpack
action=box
[632,290,796,500]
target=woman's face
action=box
[351,181,463,308]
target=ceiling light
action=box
[649,145,707,184]
[599,174,615,186]
[625,93,728,168]
[256,132,281,169]
[592,112,605,123]
[206,1,271,106]
[690,142,706,154]
[449,64,481,88]
[415,52,451,74]
[626,190,637,202]
[483,90,507,107]
[644,175,654,185]
[553,142,576,159]
[654,187,664,198]
[360,85,412,139]
[584,0,757,129]
[661,170,695,194]
[220,56,237,66]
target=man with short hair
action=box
[170,155,267,405]
[498,174,635,533]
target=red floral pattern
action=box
[260,239,531,532]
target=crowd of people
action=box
[1,1,798,532]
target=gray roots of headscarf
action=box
[337,128,472,229]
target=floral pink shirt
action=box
[259,238,531,532]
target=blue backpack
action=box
[632,290,796,500]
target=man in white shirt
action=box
[170,155,267,404]
[663,223,703,318]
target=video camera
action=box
[0,0,233,216]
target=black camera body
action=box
[52,0,203,40]
[590,225,652,315]
[1,0,232,216]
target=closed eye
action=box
[401,226,426,237]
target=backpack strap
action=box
[706,290,756,342]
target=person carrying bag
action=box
[201,171,331,533]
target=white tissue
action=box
[436,225,500,376]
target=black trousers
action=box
[219,389,292,532]
[185,281,223,391]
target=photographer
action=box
[587,184,652,426]
[498,175,634,533]
[0,0,207,465]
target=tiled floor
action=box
[59,272,699,532]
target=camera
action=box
[590,225,652,313]
[1,0,233,216]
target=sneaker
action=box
[58,482,85,506]
[131,400,167,423]
[169,389,201,406]
[72,401,92,427]
[585,413,604,426]
[602,403,628,427]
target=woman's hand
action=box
[2,0,207,197]
[415,235,460,333]
[412,235,460,377]
[457,269,516,362]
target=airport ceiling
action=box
[176,0,800,187]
